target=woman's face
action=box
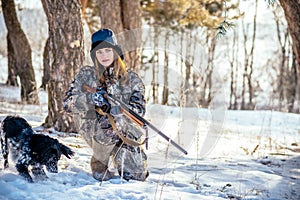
[95,48,114,67]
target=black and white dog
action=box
[1,116,74,182]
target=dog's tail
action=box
[1,118,9,169]
[1,115,32,169]
[60,143,75,159]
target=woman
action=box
[64,28,148,181]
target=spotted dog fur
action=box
[1,116,74,182]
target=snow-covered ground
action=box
[0,1,299,199]
[0,84,299,200]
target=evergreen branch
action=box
[265,0,276,5]
[215,20,235,39]
[215,1,235,38]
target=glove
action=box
[129,91,145,116]
[92,87,111,113]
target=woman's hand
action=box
[92,87,111,113]
[129,91,145,116]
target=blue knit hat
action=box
[90,28,124,61]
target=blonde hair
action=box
[115,54,127,78]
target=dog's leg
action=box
[16,149,33,182]
[32,164,48,180]
[0,131,9,169]
[16,162,33,183]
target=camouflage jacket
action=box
[64,65,146,147]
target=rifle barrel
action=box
[107,95,188,155]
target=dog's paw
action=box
[4,160,9,169]
[20,173,34,183]
[32,167,49,181]
[35,174,49,181]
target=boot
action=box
[90,156,115,181]
[118,169,149,181]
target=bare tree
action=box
[40,1,51,90]
[42,0,84,132]
[289,52,298,112]
[278,0,300,75]
[199,32,216,108]
[6,33,18,86]
[271,3,298,112]
[240,0,258,110]
[278,0,300,111]
[2,0,39,104]
[272,5,289,111]
[98,0,142,71]
[151,27,159,104]
[41,37,51,90]
[227,28,239,110]
[162,31,170,105]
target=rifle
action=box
[82,84,188,155]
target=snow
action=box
[0,1,299,199]
[0,84,299,200]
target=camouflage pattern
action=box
[64,65,148,181]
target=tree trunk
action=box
[41,37,51,90]
[42,0,84,132]
[2,0,39,104]
[279,0,300,74]
[98,0,142,71]
[152,28,159,104]
[121,0,142,72]
[229,28,238,110]
[98,0,123,33]
[202,35,215,107]
[6,33,18,86]
[40,2,51,90]
[162,32,169,105]
[247,0,258,110]
[289,52,298,112]
[278,0,300,109]
[241,0,257,110]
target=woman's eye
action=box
[96,49,111,54]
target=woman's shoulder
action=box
[75,65,98,77]
[73,65,99,84]
[78,65,97,74]
[126,70,142,80]
[126,70,144,86]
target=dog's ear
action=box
[59,143,74,159]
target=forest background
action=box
[0,0,299,133]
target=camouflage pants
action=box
[90,121,148,181]
[90,139,148,181]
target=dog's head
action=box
[30,134,74,173]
